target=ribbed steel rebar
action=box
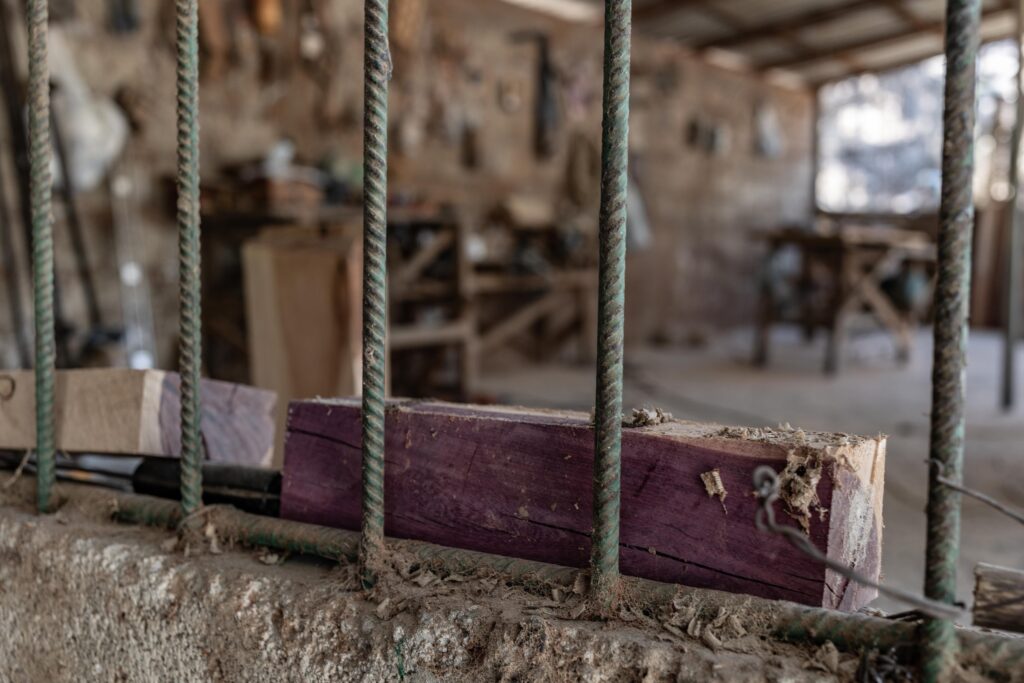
[1002,0,1024,410]
[175,0,203,516]
[923,1,982,680]
[105,489,1023,677]
[591,0,632,608]
[360,0,390,589]
[26,0,55,513]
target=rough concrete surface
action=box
[0,483,880,683]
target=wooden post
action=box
[974,563,1024,634]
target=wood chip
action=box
[701,628,722,651]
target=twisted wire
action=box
[26,0,55,513]
[359,0,391,589]
[591,0,632,609]
[175,0,203,516]
[923,1,982,679]
[752,467,962,621]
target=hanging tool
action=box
[512,31,559,160]
[0,1,72,366]
[0,134,30,367]
[106,0,139,34]
[51,93,122,359]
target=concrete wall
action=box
[0,0,813,366]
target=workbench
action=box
[754,223,936,374]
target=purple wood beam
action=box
[282,399,885,609]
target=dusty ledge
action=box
[0,482,1006,682]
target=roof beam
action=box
[633,0,714,22]
[812,22,1016,85]
[694,0,886,50]
[875,0,933,33]
[761,4,1010,71]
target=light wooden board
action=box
[243,225,362,467]
[0,369,275,466]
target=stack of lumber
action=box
[281,399,886,609]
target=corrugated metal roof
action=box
[576,0,1019,85]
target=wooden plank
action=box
[393,230,455,289]
[974,563,1024,634]
[479,291,569,352]
[0,369,275,466]
[243,225,362,467]
[282,399,886,610]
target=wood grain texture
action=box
[243,225,362,467]
[0,369,275,466]
[974,563,1024,634]
[282,399,885,609]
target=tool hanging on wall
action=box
[512,31,559,160]
[51,96,121,361]
[0,1,72,367]
[0,134,29,367]
[106,0,140,34]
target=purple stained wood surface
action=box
[283,400,857,607]
[159,375,276,467]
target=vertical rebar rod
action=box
[923,0,982,679]
[26,0,55,513]
[1002,0,1024,410]
[359,0,390,589]
[591,0,632,608]
[175,0,203,516]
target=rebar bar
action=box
[591,0,632,609]
[174,0,203,516]
[923,0,982,679]
[26,0,55,514]
[1002,0,1024,410]
[360,0,391,589]
[105,489,1024,677]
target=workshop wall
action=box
[1,0,812,367]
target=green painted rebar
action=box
[26,0,55,514]
[175,0,203,517]
[1002,0,1024,411]
[360,0,390,589]
[106,489,1024,677]
[591,0,632,608]
[922,0,982,680]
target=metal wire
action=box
[360,0,391,589]
[923,0,982,679]
[752,467,963,621]
[26,0,56,514]
[591,0,632,609]
[174,0,203,516]
[931,463,1024,527]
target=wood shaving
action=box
[626,407,673,427]
[701,628,722,651]
[700,469,728,513]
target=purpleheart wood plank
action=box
[282,399,884,608]
[159,375,276,467]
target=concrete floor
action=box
[478,327,1024,615]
